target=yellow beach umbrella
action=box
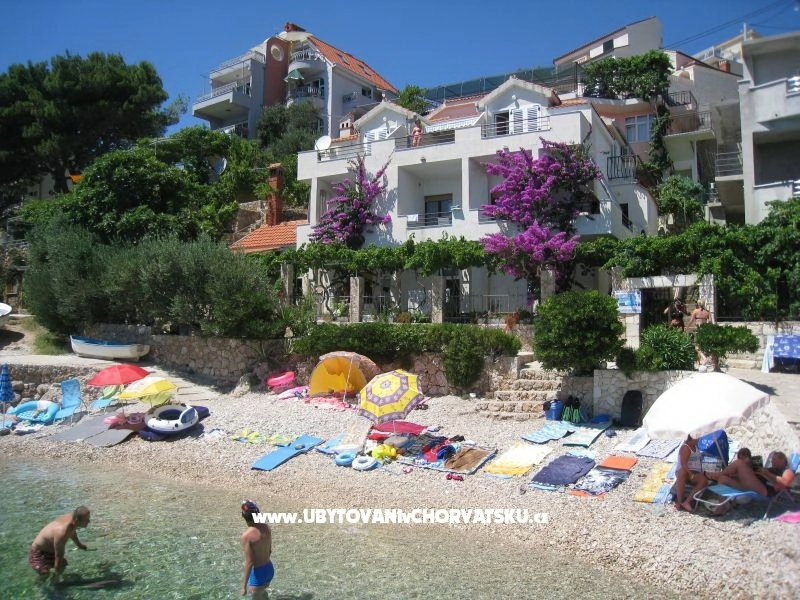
[358,370,424,425]
[118,376,177,400]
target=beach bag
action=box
[698,430,729,466]
[619,390,643,428]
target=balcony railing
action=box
[716,150,743,177]
[665,90,695,107]
[406,211,453,229]
[665,110,712,136]
[394,129,456,150]
[606,155,637,180]
[290,49,323,63]
[788,75,800,95]
[210,51,265,74]
[195,80,251,103]
[317,140,370,162]
[481,116,551,138]
[288,86,324,100]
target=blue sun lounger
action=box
[251,434,324,471]
[693,483,796,520]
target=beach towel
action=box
[633,462,674,503]
[571,466,631,496]
[370,421,428,439]
[637,438,681,459]
[530,455,595,487]
[483,443,552,477]
[276,386,308,400]
[562,423,609,447]
[775,511,800,524]
[398,444,497,475]
[599,455,638,471]
[521,421,578,444]
[614,427,650,453]
[315,432,346,455]
[330,417,372,454]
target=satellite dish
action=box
[314,135,332,151]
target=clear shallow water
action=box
[0,458,681,600]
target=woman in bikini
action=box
[675,435,708,511]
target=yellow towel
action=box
[633,461,673,503]
[484,443,552,477]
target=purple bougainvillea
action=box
[480,139,600,285]
[310,154,391,249]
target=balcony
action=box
[664,111,712,137]
[287,85,325,101]
[406,211,453,229]
[716,149,743,178]
[606,155,638,181]
[192,80,253,122]
[746,77,800,124]
[317,140,369,163]
[210,51,265,78]
[481,116,551,138]
[665,90,695,108]
[288,49,325,78]
[394,129,456,150]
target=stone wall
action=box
[590,369,696,422]
[86,324,514,396]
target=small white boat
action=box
[70,335,150,361]
[0,302,11,328]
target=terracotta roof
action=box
[230,220,306,253]
[427,95,485,122]
[557,98,589,107]
[307,36,397,93]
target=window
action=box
[424,194,452,226]
[495,112,510,135]
[361,88,372,99]
[625,114,655,143]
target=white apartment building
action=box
[295,78,658,321]
[738,31,800,224]
[192,23,396,140]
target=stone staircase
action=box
[475,365,563,420]
[725,351,764,370]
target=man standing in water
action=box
[29,506,90,581]
[241,500,273,598]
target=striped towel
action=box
[633,461,673,503]
[637,438,681,459]
[563,424,609,447]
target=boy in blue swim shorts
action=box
[240,500,273,598]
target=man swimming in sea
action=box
[241,500,273,598]
[29,506,90,582]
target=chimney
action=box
[266,164,284,226]
[284,22,306,33]
[718,60,730,73]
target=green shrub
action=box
[534,290,624,375]
[442,328,485,390]
[694,324,759,371]
[615,347,637,377]
[635,324,696,371]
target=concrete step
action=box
[480,410,546,421]
[518,368,565,381]
[475,398,546,414]
[510,378,561,392]
[493,390,553,403]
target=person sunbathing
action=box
[705,447,768,497]
[675,434,708,511]
[755,451,796,493]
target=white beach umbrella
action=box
[643,372,770,440]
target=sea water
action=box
[0,458,682,600]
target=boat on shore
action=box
[0,302,11,328]
[70,335,150,361]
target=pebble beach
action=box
[3,372,799,600]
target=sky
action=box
[2,0,799,134]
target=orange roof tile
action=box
[230,220,306,253]
[427,95,485,122]
[308,36,397,93]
